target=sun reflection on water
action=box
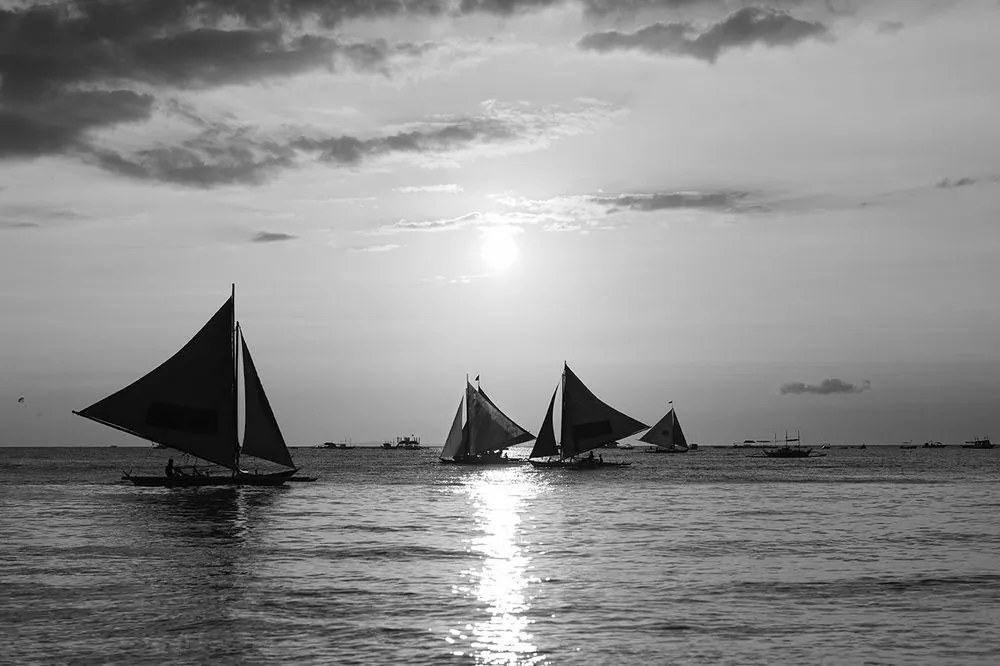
[447,467,545,665]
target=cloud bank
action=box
[780,378,871,395]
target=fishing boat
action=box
[922,441,945,448]
[640,403,688,453]
[961,436,994,449]
[320,439,355,449]
[73,286,311,486]
[439,378,534,464]
[528,364,647,469]
[762,431,823,458]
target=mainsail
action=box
[639,407,688,451]
[559,364,648,459]
[74,296,239,470]
[240,329,295,469]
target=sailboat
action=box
[640,403,688,453]
[73,286,308,486]
[439,378,535,464]
[528,363,648,469]
[762,431,823,458]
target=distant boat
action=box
[528,363,646,469]
[762,431,824,458]
[922,441,945,448]
[383,435,423,450]
[73,287,307,486]
[640,404,688,454]
[961,436,994,449]
[320,439,355,450]
[900,441,918,449]
[439,379,533,464]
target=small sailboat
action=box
[528,363,648,469]
[439,378,534,464]
[640,403,688,453]
[74,286,309,486]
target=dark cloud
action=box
[252,231,297,242]
[780,379,870,395]
[1,221,41,229]
[936,177,977,189]
[579,7,829,62]
[0,90,154,158]
[590,190,750,211]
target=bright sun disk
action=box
[480,230,519,272]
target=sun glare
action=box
[480,228,519,272]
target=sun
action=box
[480,228,519,272]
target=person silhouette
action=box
[165,458,177,477]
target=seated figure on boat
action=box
[165,458,181,477]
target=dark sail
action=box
[240,330,294,468]
[560,364,648,459]
[75,296,239,470]
[529,386,559,458]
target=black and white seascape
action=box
[2,446,999,665]
[3,0,1000,663]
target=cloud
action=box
[396,184,464,193]
[375,187,760,234]
[936,177,978,189]
[1,221,41,229]
[590,190,750,211]
[579,7,829,62]
[0,90,155,158]
[85,99,618,186]
[348,243,401,252]
[252,231,297,242]
[780,378,871,395]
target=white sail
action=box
[529,386,559,459]
[74,296,239,470]
[468,386,534,455]
[240,329,294,469]
[560,364,648,459]
[439,397,467,460]
[639,407,688,450]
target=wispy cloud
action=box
[876,20,905,35]
[780,378,871,395]
[396,184,464,194]
[579,7,829,62]
[376,188,759,235]
[252,231,297,242]
[348,243,401,252]
[936,176,978,189]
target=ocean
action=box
[1,445,998,665]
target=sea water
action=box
[1,446,998,665]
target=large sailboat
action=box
[640,403,688,453]
[73,287,305,486]
[528,363,648,468]
[439,379,534,464]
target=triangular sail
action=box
[240,330,295,469]
[74,296,239,470]
[639,408,688,450]
[529,386,559,458]
[439,397,467,460]
[467,385,534,455]
[560,364,648,459]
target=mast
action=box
[232,283,240,472]
[559,362,566,458]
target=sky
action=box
[3,0,1000,448]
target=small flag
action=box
[474,375,480,381]
[17,397,25,404]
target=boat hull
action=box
[439,457,523,465]
[124,475,287,487]
[529,459,631,469]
